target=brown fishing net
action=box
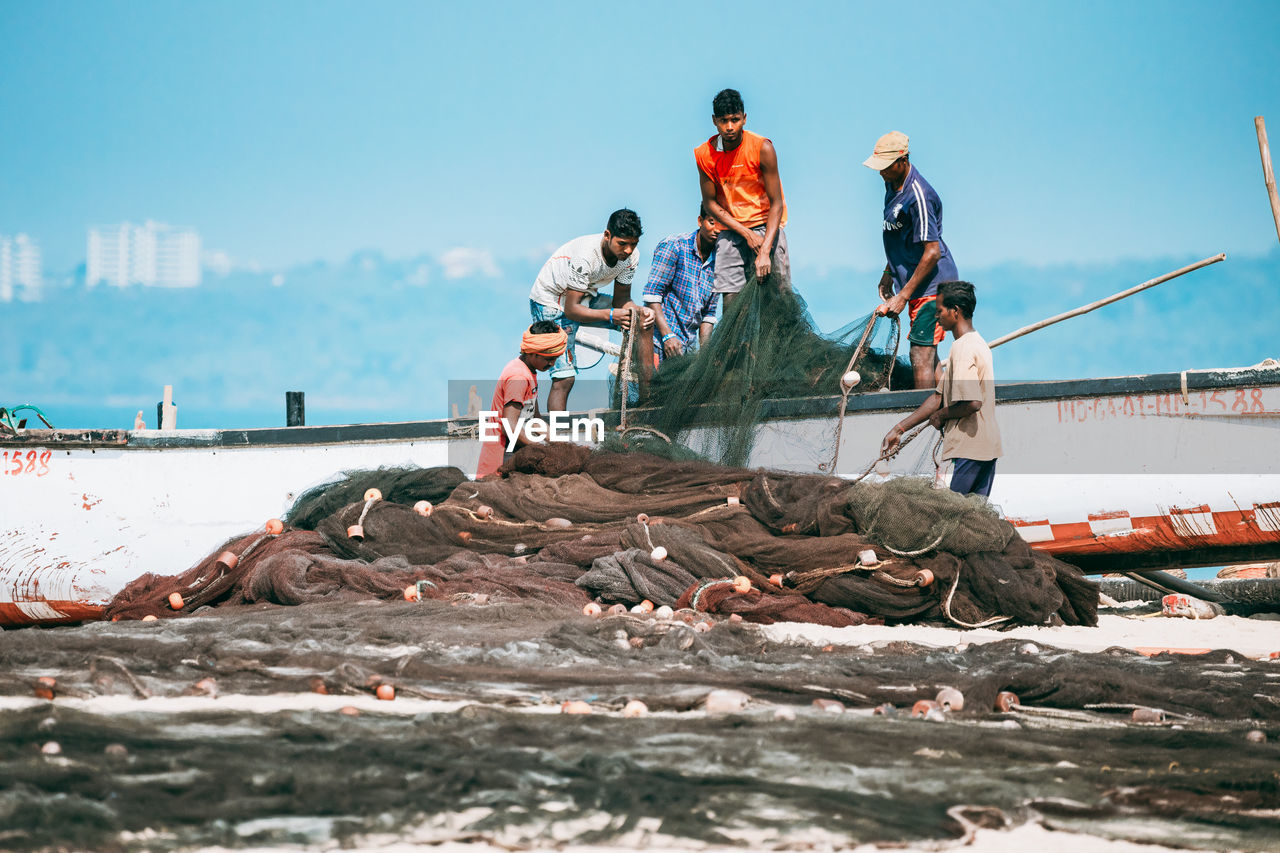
[105,445,1098,631]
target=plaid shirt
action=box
[641,230,717,360]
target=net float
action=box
[339,706,360,716]
[1131,707,1166,723]
[638,599,654,613]
[813,698,845,713]
[858,549,878,567]
[561,700,592,715]
[607,603,627,616]
[375,684,395,701]
[622,700,648,718]
[363,488,382,502]
[727,496,740,506]
[650,546,668,561]
[636,513,649,524]
[545,517,572,528]
[457,531,472,543]
[413,500,433,517]
[654,605,674,619]
[41,742,61,756]
[476,505,493,520]
[141,614,158,622]
[192,677,218,697]
[35,676,56,700]
[1246,729,1266,743]
[911,699,942,718]
[732,576,752,594]
[872,703,897,716]
[215,551,239,570]
[403,584,421,602]
[841,369,861,391]
[768,574,783,587]
[728,613,743,623]
[914,569,935,587]
[346,524,364,541]
[265,518,284,535]
[782,522,798,534]
[168,592,184,610]
[994,691,1019,712]
[309,677,329,695]
[693,620,712,633]
[935,687,964,711]
[629,604,647,614]
[582,602,602,616]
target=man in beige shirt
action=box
[881,281,1001,497]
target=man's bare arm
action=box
[699,321,714,347]
[879,242,941,317]
[699,167,751,241]
[754,140,785,277]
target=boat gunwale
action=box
[3,364,1277,450]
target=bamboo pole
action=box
[1256,116,1280,244]
[988,253,1226,349]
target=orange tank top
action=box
[694,130,787,230]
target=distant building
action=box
[86,221,201,288]
[0,233,43,302]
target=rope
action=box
[690,577,740,611]
[619,425,673,444]
[850,422,930,484]
[825,314,899,473]
[882,531,946,558]
[616,308,637,431]
[941,559,1010,629]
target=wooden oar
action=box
[988,253,1226,349]
[1256,116,1280,245]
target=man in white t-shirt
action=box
[880,280,1001,497]
[528,208,655,412]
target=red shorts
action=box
[907,295,946,346]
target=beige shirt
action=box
[938,331,1002,461]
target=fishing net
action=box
[6,602,1279,852]
[104,448,1098,632]
[631,271,911,468]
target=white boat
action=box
[3,362,1279,627]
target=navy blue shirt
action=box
[882,165,958,299]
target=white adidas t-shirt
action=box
[529,233,638,310]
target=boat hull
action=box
[3,365,1278,626]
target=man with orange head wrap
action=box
[475,320,567,478]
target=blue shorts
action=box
[529,300,579,380]
[949,458,996,498]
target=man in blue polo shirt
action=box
[863,131,960,389]
[639,204,722,375]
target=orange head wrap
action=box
[521,327,568,357]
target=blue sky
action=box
[3,1,1280,428]
[4,0,1279,273]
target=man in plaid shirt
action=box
[641,204,722,371]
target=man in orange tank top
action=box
[694,88,789,311]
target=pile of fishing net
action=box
[105,445,1098,630]
[623,270,911,468]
